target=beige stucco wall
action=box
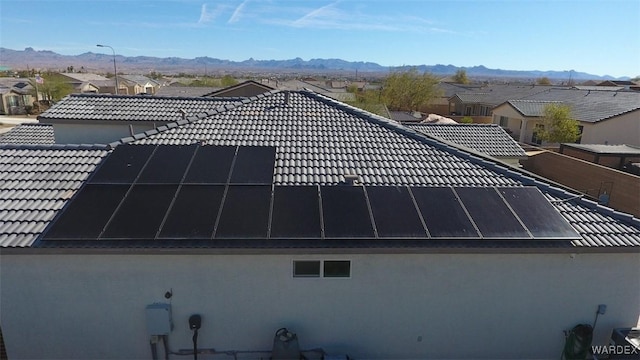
[492,106,529,142]
[2,252,639,360]
[580,111,640,146]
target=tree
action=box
[453,69,469,84]
[537,77,552,85]
[220,75,238,87]
[381,68,441,111]
[534,103,581,143]
[30,73,74,102]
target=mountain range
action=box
[0,47,630,81]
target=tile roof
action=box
[0,144,109,247]
[505,100,562,117]
[404,123,526,158]
[38,94,240,123]
[128,91,521,187]
[450,85,557,105]
[561,143,640,155]
[155,86,221,97]
[4,91,640,249]
[0,123,55,145]
[510,88,640,123]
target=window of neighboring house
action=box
[575,125,584,144]
[293,260,351,278]
[499,116,509,127]
[532,124,544,145]
[7,95,20,107]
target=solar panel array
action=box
[42,145,580,241]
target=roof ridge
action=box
[0,143,109,150]
[108,90,282,148]
[65,93,240,102]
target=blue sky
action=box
[1,0,639,77]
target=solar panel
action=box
[229,146,276,184]
[43,184,129,239]
[89,145,155,184]
[500,187,580,239]
[159,185,225,239]
[270,186,321,238]
[184,146,236,184]
[215,185,272,238]
[102,184,179,239]
[137,144,197,184]
[410,187,479,238]
[366,186,427,238]
[321,186,375,238]
[454,187,530,238]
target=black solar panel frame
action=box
[499,187,581,239]
[88,144,155,184]
[101,184,179,239]
[454,187,531,239]
[42,184,130,240]
[365,186,428,238]
[229,146,276,184]
[214,185,272,239]
[158,185,226,239]
[270,185,322,239]
[320,185,375,239]
[183,146,237,184]
[137,144,197,184]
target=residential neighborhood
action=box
[0,70,639,359]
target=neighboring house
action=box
[203,80,274,98]
[448,84,555,117]
[119,74,161,95]
[559,143,640,173]
[58,73,125,94]
[1,90,639,360]
[37,93,240,144]
[405,123,527,166]
[155,86,221,97]
[0,78,36,115]
[597,80,638,90]
[492,88,640,146]
[0,123,55,144]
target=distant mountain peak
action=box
[0,47,629,80]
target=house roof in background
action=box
[203,80,274,97]
[155,86,221,97]
[38,94,240,122]
[0,144,109,247]
[0,123,55,145]
[119,75,160,86]
[504,100,563,117]
[510,88,640,123]
[59,73,110,82]
[389,111,422,122]
[450,84,556,105]
[404,123,526,158]
[3,91,640,249]
[562,143,640,155]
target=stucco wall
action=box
[581,111,640,146]
[2,252,639,360]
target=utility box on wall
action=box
[145,303,172,336]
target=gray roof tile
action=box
[0,123,55,144]
[404,123,526,158]
[38,94,241,123]
[4,91,640,249]
[0,144,109,247]
[507,88,640,123]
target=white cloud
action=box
[228,0,248,24]
[198,3,218,24]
